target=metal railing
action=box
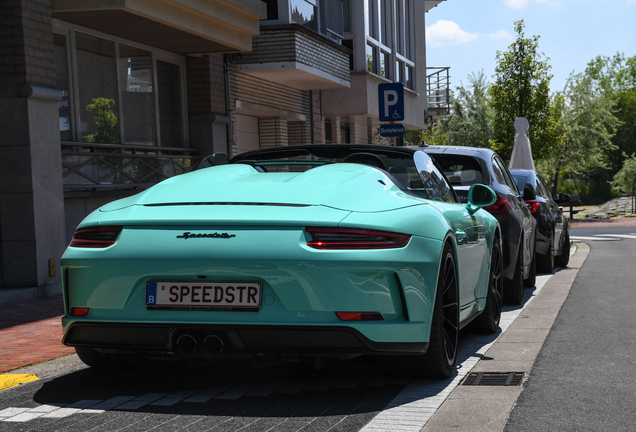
[61,142,199,191]
[427,67,451,115]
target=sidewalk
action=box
[0,296,74,374]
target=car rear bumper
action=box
[62,322,429,358]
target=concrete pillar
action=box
[331,116,342,143]
[186,55,229,157]
[349,114,369,144]
[0,0,65,297]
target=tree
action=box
[437,71,493,148]
[539,73,619,197]
[489,20,560,159]
[585,54,636,172]
[83,97,119,144]
[611,153,636,212]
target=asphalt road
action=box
[504,232,636,431]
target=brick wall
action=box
[260,117,288,148]
[237,26,350,83]
[186,54,226,115]
[0,0,55,88]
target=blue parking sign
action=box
[378,82,405,122]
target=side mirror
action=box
[555,193,571,204]
[523,183,536,201]
[196,153,229,170]
[467,184,496,214]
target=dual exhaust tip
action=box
[176,334,225,356]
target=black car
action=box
[510,169,571,271]
[422,145,537,305]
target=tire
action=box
[75,347,132,370]
[473,236,503,333]
[523,252,536,288]
[555,229,570,268]
[537,231,555,273]
[503,237,524,305]
[384,243,459,379]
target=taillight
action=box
[484,196,511,214]
[306,227,410,249]
[69,307,89,316]
[336,312,384,321]
[526,200,541,214]
[69,226,122,248]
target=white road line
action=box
[595,234,636,239]
[571,236,621,241]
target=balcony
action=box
[427,67,450,118]
[236,24,351,90]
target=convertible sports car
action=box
[61,144,502,378]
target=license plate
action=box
[146,281,262,310]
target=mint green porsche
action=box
[61,144,502,378]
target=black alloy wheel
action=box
[384,243,459,378]
[473,236,503,333]
[504,237,524,305]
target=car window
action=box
[413,151,456,203]
[537,175,553,200]
[425,154,485,187]
[493,156,519,194]
[511,173,527,194]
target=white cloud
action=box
[426,20,479,47]
[504,0,529,8]
[489,30,512,40]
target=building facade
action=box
[0,0,448,300]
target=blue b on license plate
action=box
[146,281,261,309]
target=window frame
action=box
[52,19,188,148]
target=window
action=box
[54,33,71,141]
[493,156,518,193]
[396,60,404,84]
[291,0,317,31]
[380,51,390,79]
[366,43,376,73]
[366,0,377,38]
[53,25,186,147]
[380,0,391,48]
[406,66,413,90]
[263,0,279,20]
[76,32,119,144]
[342,39,354,70]
[343,0,351,33]
[119,45,156,145]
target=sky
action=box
[425,0,636,93]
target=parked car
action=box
[61,144,503,379]
[509,169,571,271]
[421,145,537,305]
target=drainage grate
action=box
[463,372,525,386]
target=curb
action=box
[420,243,590,432]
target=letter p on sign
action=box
[378,82,405,122]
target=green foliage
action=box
[437,71,493,148]
[540,73,619,196]
[612,88,636,167]
[612,153,636,195]
[83,98,119,144]
[489,20,560,159]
